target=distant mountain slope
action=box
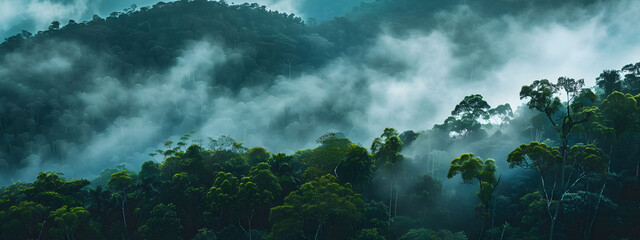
[1,0,333,87]
[0,0,337,175]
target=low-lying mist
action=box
[1,0,640,186]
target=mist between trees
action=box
[2,67,640,239]
[1,0,640,239]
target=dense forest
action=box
[2,72,640,239]
[1,0,640,239]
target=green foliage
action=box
[621,62,640,94]
[193,228,217,240]
[447,154,496,185]
[138,203,183,240]
[338,144,374,191]
[596,70,622,97]
[49,205,90,240]
[489,103,514,130]
[1,3,639,233]
[26,172,90,197]
[207,172,238,215]
[303,134,355,178]
[520,79,562,119]
[399,228,468,240]
[506,142,561,172]
[518,191,549,228]
[561,191,619,238]
[21,173,89,210]
[247,147,271,166]
[567,144,608,175]
[357,228,386,240]
[408,174,442,209]
[436,94,494,141]
[399,130,419,147]
[247,162,282,203]
[371,127,404,172]
[91,164,127,187]
[140,160,161,183]
[0,201,47,239]
[447,153,498,219]
[106,170,133,193]
[268,204,303,240]
[270,174,363,239]
[601,91,639,135]
[451,94,491,120]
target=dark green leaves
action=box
[520,79,562,119]
[506,142,561,171]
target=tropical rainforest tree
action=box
[269,175,363,240]
[507,142,608,239]
[519,77,597,240]
[447,153,499,238]
[371,127,404,226]
[106,170,133,239]
[49,205,89,240]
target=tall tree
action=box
[519,77,596,240]
[596,70,622,97]
[507,142,607,239]
[447,153,499,238]
[488,103,513,132]
[371,127,404,226]
[0,201,47,239]
[601,91,638,134]
[138,203,183,240]
[621,62,640,94]
[49,205,89,240]
[207,172,238,221]
[303,133,353,179]
[600,91,640,177]
[448,94,492,140]
[269,175,363,240]
[106,170,133,239]
[237,163,281,240]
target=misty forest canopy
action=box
[1,0,640,239]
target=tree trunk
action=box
[121,204,127,231]
[478,218,486,240]
[549,210,558,240]
[249,209,254,240]
[585,182,607,240]
[492,197,497,229]
[394,185,398,218]
[334,160,342,179]
[636,157,639,179]
[238,217,247,233]
[120,197,128,240]
[549,139,568,240]
[500,222,507,240]
[388,182,393,226]
[37,220,46,240]
[315,221,322,240]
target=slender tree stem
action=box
[37,220,46,240]
[500,222,507,240]
[585,182,606,240]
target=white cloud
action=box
[3,0,640,184]
[26,0,89,27]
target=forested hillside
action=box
[0,0,342,182]
[1,0,640,239]
[2,72,640,239]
